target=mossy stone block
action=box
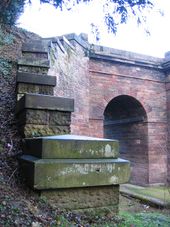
[20,155,130,189]
[23,134,119,159]
[16,93,74,114]
[41,185,119,212]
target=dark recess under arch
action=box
[104,95,149,185]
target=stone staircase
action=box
[16,39,130,215]
[16,40,74,138]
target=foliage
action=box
[0,0,25,25]
[0,25,14,45]
[0,58,12,77]
[1,0,154,34]
[38,0,154,34]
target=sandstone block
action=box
[49,112,71,126]
[20,155,130,189]
[23,134,119,159]
[17,72,56,86]
[19,125,70,138]
[16,93,74,114]
[41,185,119,213]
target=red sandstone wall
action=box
[49,36,168,185]
[49,39,90,136]
[166,75,170,183]
[89,59,167,185]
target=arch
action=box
[104,95,149,185]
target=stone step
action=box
[16,93,74,114]
[22,41,50,53]
[18,59,50,68]
[17,72,56,86]
[20,155,130,190]
[23,134,119,159]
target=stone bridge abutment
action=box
[47,34,169,186]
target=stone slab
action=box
[22,41,49,53]
[18,59,50,68]
[17,84,54,95]
[20,155,130,189]
[23,134,119,158]
[41,185,119,213]
[16,93,74,114]
[17,72,56,86]
[19,124,70,138]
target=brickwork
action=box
[48,36,90,136]
[88,58,167,185]
[49,34,169,185]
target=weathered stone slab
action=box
[20,155,130,189]
[22,41,49,53]
[16,93,74,114]
[17,72,56,86]
[49,112,71,126]
[19,124,70,138]
[23,134,119,158]
[17,84,54,96]
[18,59,50,68]
[41,185,119,213]
[18,65,48,75]
[18,110,49,125]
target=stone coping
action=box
[22,41,49,53]
[45,33,164,69]
[18,59,50,68]
[20,155,130,189]
[23,134,119,159]
[17,72,56,86]
[16,93,74,114]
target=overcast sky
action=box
[17,0,170,58]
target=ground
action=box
[0,172,170,227]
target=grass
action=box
[127,186,170,203]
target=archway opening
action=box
[104,95,149,185]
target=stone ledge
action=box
[17,72,56,86]
[18,59,50,68]
[23,134,119,159]
[16,93,74,114]
[20,155,130,189]
[22,41,49,53]
[89,52,162,69]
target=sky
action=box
[17,0,170,58]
